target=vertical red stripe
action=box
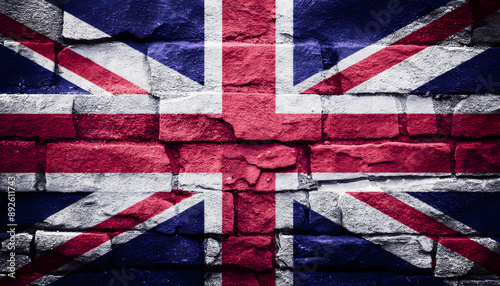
[0,191,193,286]
[222,1,277,282]
[349,192,500,276]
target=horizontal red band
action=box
[311,142,451,173]
[0,114,75,139]
[455,142,500,173]
[0,141,41,173]
[46,142,171,173]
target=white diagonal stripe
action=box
[294,0,468,93]
[348,45,488,94]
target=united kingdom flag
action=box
[1,0,500,285]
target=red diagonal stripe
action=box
[304,1,500,95]
[349,192,500,276]
[0,13,148,95]
[0,190,193,286]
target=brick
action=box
[472,11,500,45]
[294,272,379,286]
[179,143,297,175]
[222,236,274,271]
[223,46,275,93]
[0,114,75,139]
[275,191,309,232]
[73,92,157,114]
[435,237,495,278]
[452,114,500,138]
[294,235,430,271]
[109,231,203,268]
[321,96,400,137]
[222,157,261,189]
[0,41,57,93]
[177,173,223,192]
[434,237,499,278]
[340,192,416,234]
[275,94,322,114]
[223,192,235,235]
[0,0,63,42]
[311,142,451,173]
[179,143,225,173]
[294,0,469,48]
[223,0,275,44]
[459,280,500,286]
[45,173,172,192]
[406,95,438,136]
[0,253,31,274]
[148,42,204,94]
[125,269,204,286]
[453,95,500,138]
[75,114,158,140]
[0,173,38,192]
[69,42,150,91]
[46,142,171,173]
[160,114,235,142]
[0,141,42,173]
[368,235,433,269]
[407,114,439,136]
[32,192,188,231]
[276,234,293,268]
[224,172,276,192]
[307,46,482,94]
[205,238,222,266]
[240,144,296,169]
[317,176,500,194]
[222,144,296,190]
[57,46,148,95]
[455,143,500,174]
[380,273,451,286]
[307,191,343,234]
[235,192,275,234]
[1,233,32,255]
[223,93,321,141]
[34,230,110,274]
[0,95,75,139]
[223,144,296,190]
[276,270,293,286]
[222,272,260,286]
[324,114,399,139]
[63,0,203,41]
[73,93,158,140]
[206,272,223,286]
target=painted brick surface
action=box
[1,0,499,285]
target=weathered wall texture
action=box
[0,0,499,285]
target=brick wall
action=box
[1,0,499,285]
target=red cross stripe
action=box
[1,0,500,285]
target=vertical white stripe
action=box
[407,95,435,114]
[275,173,299,191]
[275,0,294,95]
[204,0,223,93]
[276,191,308,231]
[177,173,223,234]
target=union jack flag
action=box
[0,0,499,285]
